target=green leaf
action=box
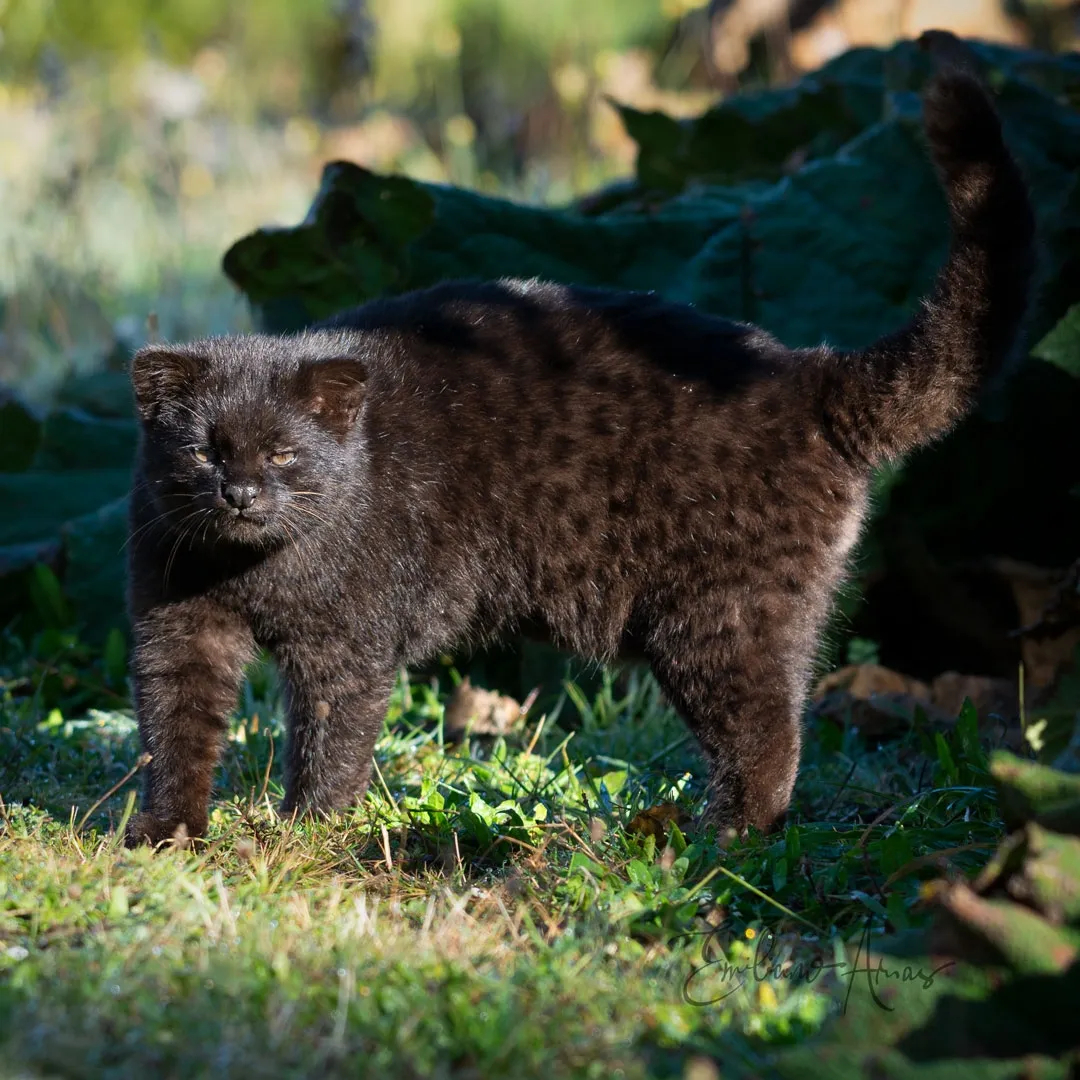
[934,732,958,784]
[785,824,802,864]
[939,887,1076,976]
[54,370,136,418]
[619,77,880,193]
[28,563,71,629]
[104,627,128,687]
[568,852,608,880]
[61,497,130,642]
[992,752,1080,832]
[771,857,788,893]
[600,770,627,797]
[0,394,43,473]
[1016,825,1080,925]
[1032,302,1080,377]
[108,885,129,919]
[223,163,436,325]
[667,822,688,857]
[467,792,499,827]
[31,410,138,471]
[0,470,131,547]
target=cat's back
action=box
[320,278,790,416]
[320,278,844,532]
[316,280,844,527]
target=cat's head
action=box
[130,334,367,547]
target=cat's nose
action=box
[222,481,259,510]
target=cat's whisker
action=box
[287,503,333,527]
[196,508,219,548]
[186,512,212,554]
[278,519,303,574]
[123,495,204,551]
[278,513,314,583]
[162,509,212,590]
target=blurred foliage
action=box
[4,1,1072,402]
[0,0,343,111]
[0,0,668,123]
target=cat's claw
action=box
[123,813,199,850]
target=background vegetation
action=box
[1,1,1079,1076]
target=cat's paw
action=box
[697,802,787,844]
[123,813,200,850]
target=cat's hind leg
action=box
[643,601,808,835]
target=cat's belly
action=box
[515,614,649,665]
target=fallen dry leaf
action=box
[931,672,1017,723]
[443,677,530,740]
[813,663,944,738]
[626,802,689,843]
[813,663,1025,748]
[991,558,1080,688]
[815,663,931,702]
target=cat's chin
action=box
[213,509,276,544]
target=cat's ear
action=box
[296,358,367,439]
[130,346,204,421]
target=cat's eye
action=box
[270,450,297,467]
[190,446,212,464]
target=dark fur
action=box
[124,70,1034,847]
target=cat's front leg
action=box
[275,640,394,817]
[125,602,255,847]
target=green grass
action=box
[0,627,1007,1077]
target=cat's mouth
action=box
[216,507,272,536]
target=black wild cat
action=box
[124,67,1034,848]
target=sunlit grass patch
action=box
[0,624,1009,1077]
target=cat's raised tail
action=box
[810,64,1036,469]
